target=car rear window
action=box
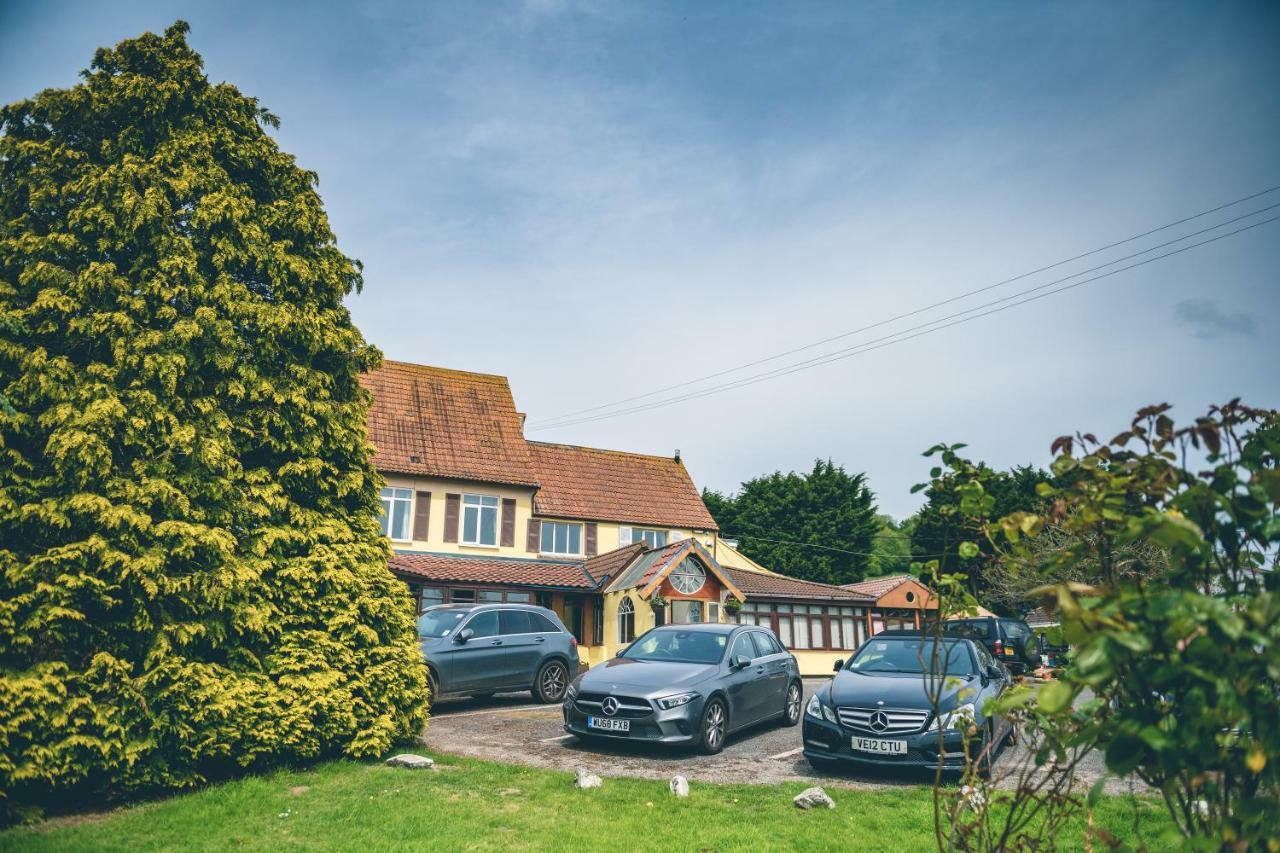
[944,620,991,639]
[499,610,533,635]
[529,612,560,633]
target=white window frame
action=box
[633,528,668,549]
[380,487,414,542]
[540,520,583,556]
[461,493,501,547]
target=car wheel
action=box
[698,698,728,755]
[782,681,802,727]
[534,660,569,703]
[427,670,440,711]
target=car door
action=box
[450,610,506,693]
[724,631,767,727]
[973,642,1007,736]
[497,609,543,689]
[751,630,790,716]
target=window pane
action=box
[707,603,719,623]
[506,591,531,603]
[466,611,499,637]
[568,525,581,554]
[529,612,558,632]
[655,531,667,547]
[391,499,411,539]
[379,500,392,537]
[482,495,499,508]
[479,505,497,544]
[830,617,843,649]
[777,616,793,648]
[500,610,533,635]
[420,587,444,609]
[794,616,810,649]
[478,590,503,602]
[450,589,475,603]
[462,507,479,542]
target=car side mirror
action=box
[833,659,844,673]
[454,628,474,644]
[731,654,752,670]
[986,664,1004,681]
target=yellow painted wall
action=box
[710,537,777,576]
[793,649,855,678]
[382,475,539,558]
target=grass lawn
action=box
[2,754,1176,852]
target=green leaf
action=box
[1105,734,1147,775]
[1087,776,1107,808]
[1037,681,1075,714]
[957,541,980,559]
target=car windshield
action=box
[621,629,728,664]
[847,638,975,676]
[417,609,468,638]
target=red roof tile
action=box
[361,361,539,486]
[729,569,873,602]
[528,441,718,530]
[841,574,916,598]
[389,552,596,589]
[584,542,647,586]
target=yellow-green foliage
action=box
[0,22,428,822]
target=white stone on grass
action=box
[793,786,835,810]
[573,769,603,789]
[669,775,689,797]
[385,753,434,769]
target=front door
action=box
[724,632,769,726]
[450,610,506,693]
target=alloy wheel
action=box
[540,663,567,701]
[785,683,801,724]
[704,702,725,750]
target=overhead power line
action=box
[529,183,1280,428]
[531,207,1280,430]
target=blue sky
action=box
[2,1,1277,517]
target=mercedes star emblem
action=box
[601,696,620,717]
[870,710,889,732]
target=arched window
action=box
[618,596,635,644]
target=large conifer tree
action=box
[0,23,427,818]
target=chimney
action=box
[674,448,681,463]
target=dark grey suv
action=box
[418,603,579,706]
[563,623,803,755]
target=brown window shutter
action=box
[443,493,460,543]
[412,491,431,541]
[501,498,516,547]
[527,518,540,553]
[585,522,598,557]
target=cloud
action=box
[1173,299,1256,339]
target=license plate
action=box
[852,737,906,754]
[587,716,630,732]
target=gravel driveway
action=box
[420,679,1128,794]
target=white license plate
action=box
[852,736,907,754]
[587,716,630,732]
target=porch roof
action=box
[389,551,598,590]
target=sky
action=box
[2,1,1277,519]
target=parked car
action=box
[802,630,1012,775]
[418,603,579,705]
[940,616,1039,675]
[563,623,803,755]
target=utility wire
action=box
[529,184,1280,428]
[727,532,951,560]
[532,210,1280,430]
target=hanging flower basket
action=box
[649,593,668,609]
[724,599,743,616]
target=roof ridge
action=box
[527,440,685,464]
[378,359,510,383]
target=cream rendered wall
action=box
[590,523,715,555]
[380,474,537,558]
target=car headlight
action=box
[928,702,977,732]
[806,694,839,723]
[656,692,699,710]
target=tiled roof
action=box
[584,542,647,587]
[841,574,916,598]
[528,441,718,530]
[605,540,689,592]
[729,568,873,602]
[361,361,539,486]
[388,552,597,589]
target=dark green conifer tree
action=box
[0,23,427,819]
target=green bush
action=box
[0,22,428,822]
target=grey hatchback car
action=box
[563,623,803,754]
[418,603,579,706]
